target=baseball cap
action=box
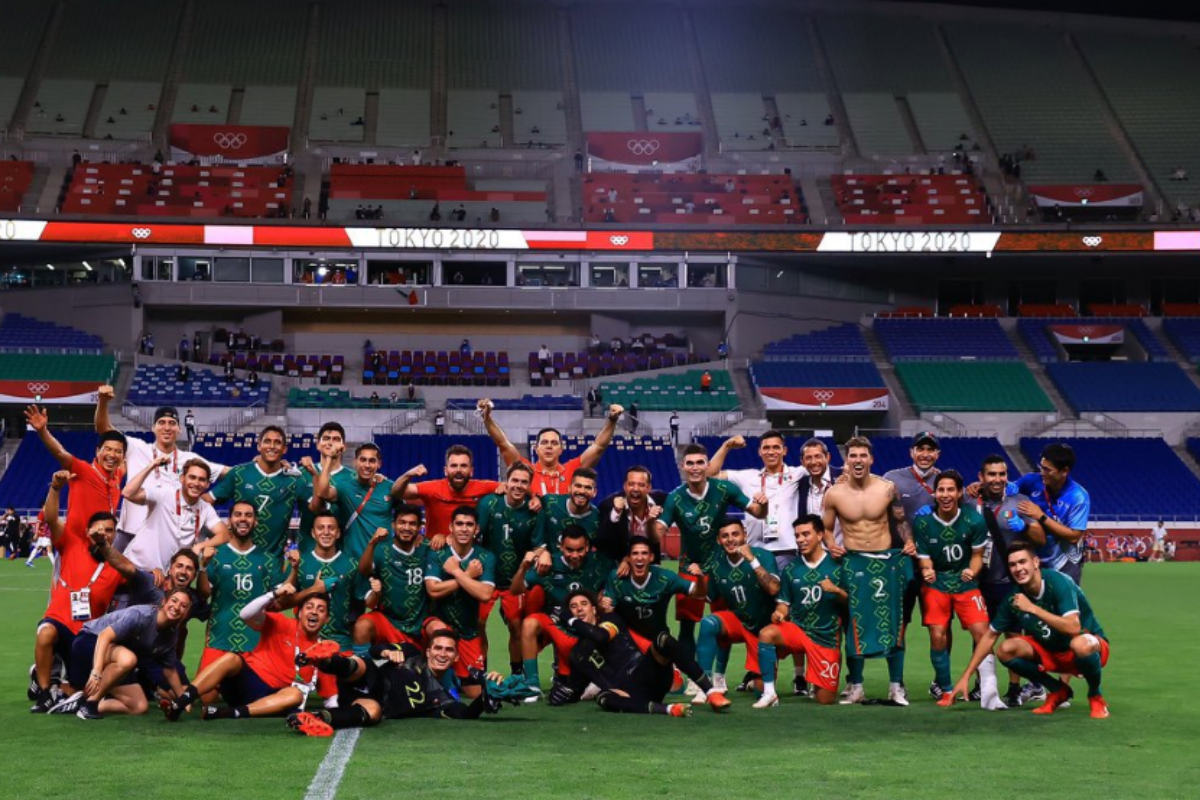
[911,431,940,448]
[154,406,180,424]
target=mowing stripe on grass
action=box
[304,729,360,800]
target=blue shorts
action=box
[220,662,282,707]
[38,618,77,666]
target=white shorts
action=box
[35,537,51,549]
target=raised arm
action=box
[310,447,344,508]
[478,400,522,466]
[821,492,844,557]
[239,584,294,631]
[94,384,116,434]
[358,527,388,577]
[24,406,73,469]
[43,470,72,546]
[123,454,170,505]
[579,404,625,468]
[704,435,744,479]
[388,464,428,502]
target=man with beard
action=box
[122,455,230,576]
[355,505,444,651]
[478,399,624,497]
[294,423,348,555]
[209,425,301,557]
[313,442,395,561]
[390,444,501,541]
[536,468,600,548]
[595,465,667,563]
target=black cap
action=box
[911,431,940,448]
[154,406,180,424]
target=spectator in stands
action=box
[303,197,312,219]
[630,337,645,353]
[574,150,584,173]
[1171,167,1189,181]
[602,207,616,223]
[699,371,712,393]
[411,149,421,166]
[669,411,680,445]
[145,332,155,356]
[460,339,472,358]
[355,205,366,220]
[454,204,467,222]
[72,150,82,166]
[723,179,735,193]
[406,381,416,402]
[430,203,442,222]
[587,385,601,417]
[628,401,640,434]
[389,391,399,407]
[717,340,729,363]
[370,391,380,408]
[179,337,189,361]
[489,207,500,223]
[184,410,197,442]
[824,113,834,126]
[610,336,622,354]
[224,359,235,383]
[248,369,260,388]
[1093,168,1108,182]
[176,362,190,383]
[607,188,618,204]
[588,333,602,353]
[318,196,329,221]
[434,409,446,436]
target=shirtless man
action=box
[822,436,916,706]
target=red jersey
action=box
[243,611,319,689]
[45,531,124,633]
[524,455,583,498]
[414,478,501,537]
[65,456,124,544]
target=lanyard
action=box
[539,466,564,497]
[156,448,179,476]
[909,467,936,496]
[175,490,200,536]
[761,468,786,491]
[91,459,122,515]
[345,482,377,531]
[1042,482,1059,522]
[59,561,105,592]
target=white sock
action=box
[762,681,776,697]
[713,673,727,693]
[978,654,999,702]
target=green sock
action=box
[696,616,722,675]
[714,646,731,676]
[886,648,905,684]
[930,649,951,690]
[1075,651,1103,697]
[522,658,540,688]
[757,643,778,690]
[846,655,865,685]
[1002,656,1062,692]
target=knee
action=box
[359,699,382,725]
[1070,636,1097,658]
[352,617,374,643]
[521,617,541,637]
[114,649,139,672]
[929,627,948,649]
[35,626,57,648]
[128,695,149,715]
[996,638,1021,663]
[759,625,780,646]
[699,615,722,639]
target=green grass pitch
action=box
[2,560,1198,799]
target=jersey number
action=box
[799,586,823,606]
[635,606,654,620]
[818,660,840,680]
[1036,621,1052,640]
[871,578,886,601]
[942,543,963,562]
[255,494,271,515]
[501,523,511,542]
[731,585,747,606]
[235,573,254,593]
[406,567,423,585]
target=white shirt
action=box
[1151,524,1168,544]
[804,467,842,545]
[124,483,220,571]
[726,466,801,552]
[119,436,224,535]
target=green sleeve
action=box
[705,570,719,604]
[754,547,779,577]
[425,551,446,581]
[777,567,793,605]
[209,466,237,504]
[991,597,1014,632]
[724,479,751,510]
[1052,575,1080,617]
[523,564,543,589]
[475,496,495,543]
[479,552,496,585]
[658,493,678,527]
[603,570,620,598]
[667,571,693,596]
[532,501,549,548]
[970,517,990,550]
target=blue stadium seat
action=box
[127,364,271,408]
[873,318,1018,361]
[1046,362,1200,412]
[760,323,871,361]
[693,436,843,472]
[1019,317,1171,364]
[0,312,104,354]
[0,431,152,513]
[750,362,885,389]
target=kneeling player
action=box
[166,586,330,721]
[355,505,444,653]
[758,515,846,705]
[557,591,711,718]
[913,471,999,706]
[287,630,524,735]
[940,541,1110,718]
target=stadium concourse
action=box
[2,0,1200,796]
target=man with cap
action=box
[95,387,227,551]
[880,431,942,697]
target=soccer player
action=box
[208,425,302,557]
[312,441,394,560]
[1014,443,1090,585]
[197,501,278,673]
[1149,520,1168,563]
[692,519,779,709]
[594,465,667,562]
[286,630,514,734]
[293,422,348,554]
[759,514,847,705]
[479,399,624,496]
[653,445,767,678]
[476,462,542,674]
[913,471,997,705]
[95,388,226,549]
[166,586,331,721]
[535,468,600,547]
[356,505,443,651]
[510,525,613,700]
[52,590,193,719]
[823,436,916,706]
[558,590,710,717]
[939,541,1110,718]
[424,506,496,695]
[24,405,126,545]
[706,432,803,566]
[30,481,125,713]
[122,455,230,576]
[603,536,706,652]
[24,512,53,567]
[390,444,501,541]
[975,455,1043,707]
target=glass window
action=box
[367,260,430,286]
[141,256,173,281]
[443,262,505,286]
[686,263,726,288]
[589,262,629,288]
[177,256,211,282]
[295,259,359,286]
[214,257,251,282]
[637,263,679,288]
[517,263,579,288]
[251,258,284,284]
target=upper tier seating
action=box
[1018,317,1170,363]
[128,364,271,408]
[366,349,510,387]
[750,362,886,389]
[599,370,738,412]
[0,353,116,383]
[0,313,104,353]
[582,172,807,225]
[450,395,581,411]
[1046,362,1200,412]
[530,342,704,385]
[63,163,293,218]
[288,388,423,410]
[1162,318,1200,362]
[0,161,34,212]
[214,352,345,384]
[873,318,1018,360]
[832,174,990,225]
[327,164,546,223]
[760,324,871,360]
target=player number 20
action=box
[799,586,823,606]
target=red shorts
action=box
[920,586,989,629]
[772,622,841,693]
[316,646,355,699]
[629,628,652,654]
[453,636,486,679]
[358,611,426,649]
[198,646,233,674]
[712,610,763,675]
[1017,634,1110,677]
[527,612,580,675]
[479,588,530,625]
[675,571,707,623]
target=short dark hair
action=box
[354,443,380,459]
[318,422,345,440]
[1006,540,1039,560]
[627,535,654,554]
[936,470,964,491]
[845,435,872,453]
[181,458,211,480]
[560,524,589,544]
[717,518,745,533]
[87,511,118,529]
[97,430,128,453]
[230,500,257,516]
[565,589,598,610]
[506,461,533,479]
[445,444,473,464]
[312,511,340,530]
[451,505,477,523]
[428,628,460,647]
[760,430,786,445]
[260,425,287,441]
[535,427,563,444]
[393,503,423,523]
[169,549,200,572]
[980,454,1008,472]
[1041,443,1076,472]
[800,437,827,454]
[572,467,598,485]
[682,443,707,458]
[301,593,331,611]
[792,513,825,533]
[624,465,652,484]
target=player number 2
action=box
[871,578,886,600]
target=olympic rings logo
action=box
[812,390,835,402]
[28,383,50,394]
[213,132,248,149]
[1074,187,1095,197]
[626,139,660,156]
[1082,236,1102,247]
[131,228,152,239]
[610,236,629,246]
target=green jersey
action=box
[211,461,301,557]
[204,544,277,652]
[294,467,337,555]
[603,565,693,639]
[660,478,752,569]
[705,546,778,633]
[476,494,539,588]
[369,540,433,636]
[525,551,613,632]
[991,569,1107,652]
[914,506,990,593]
[778,554,844,649]
[535,494,600,548]
[297,550,360,647]
[331,470,396,562]
[426,546,496,639]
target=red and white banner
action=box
[0,380,102,405]
[169,124,290,159]
[759,387,889,411]
[1049,324,1124,345]
[1028,184,1143,208]
[586,132,702,167]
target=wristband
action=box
[749,558,761,570]
[1038,514,1048,524]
